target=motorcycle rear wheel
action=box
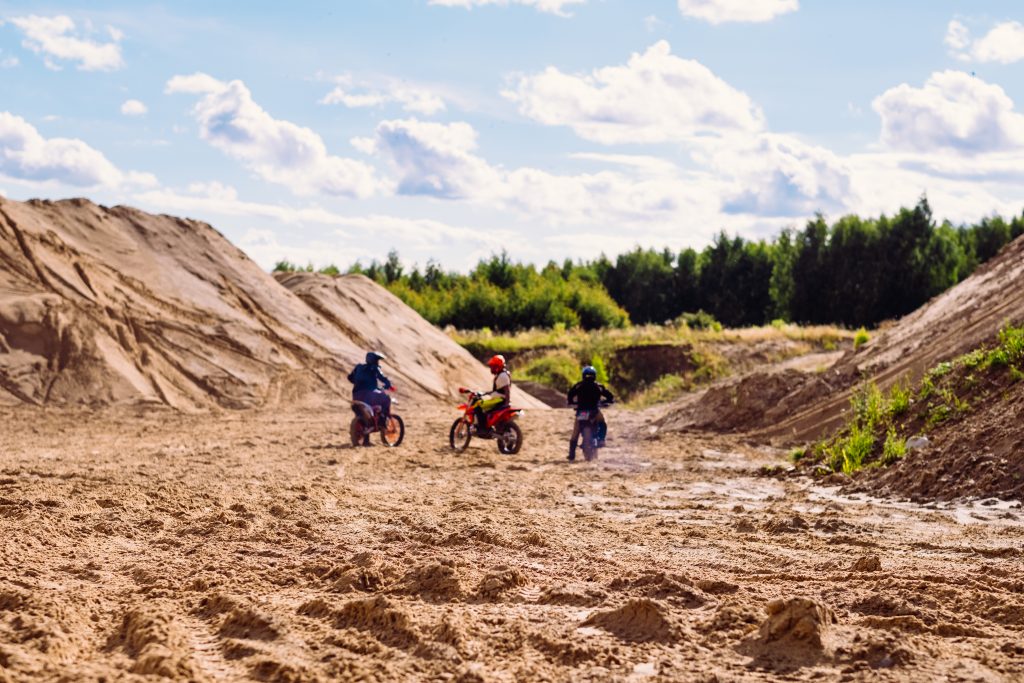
[581,424,597,461]
[449,418,472,452]
[381,415,405,447]
[496,422,523,455]
[350,418,365,447]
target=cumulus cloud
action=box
[0,111,153,188]
[873,71,1024,154]
[120,99,148,116]
[166,73,382,198]
[428,0,586,17]
[707,134,852,216]
[946,19,1024,64]
[676,0,798,24]
[9,15,124,71]
[371,119,501,198]
[320,75,445,115]
[504,41,764,145]
[368,117,719,225]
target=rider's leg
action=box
[595,409,607,445]
[477,396,503,432]
[568,418,582,461]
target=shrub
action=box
[853,327,870,350]
[881,428,906,465]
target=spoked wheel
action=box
[496,422,523,455]
[449,418,472,452]
[349,418,365,447]
[581,424,597,461]
[380,414,405,447]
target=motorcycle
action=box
[571,400,612,461]
[449,388,524,454]
[350,387,405,447]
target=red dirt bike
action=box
[449,388,524,454]
[350,387,405,447]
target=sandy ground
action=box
[2,405,1023,682]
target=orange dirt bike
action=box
[449,388,524,454]
[350,387,405,447]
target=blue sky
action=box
[1,1,1023,270]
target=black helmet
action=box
[582,365,597,381]
[366,351,386,365]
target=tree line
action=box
[274,199,1024,331]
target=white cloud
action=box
[9,15,124,71]
[166,73,383,198]
[504,41,764,145]
[873,71,1024,154]
[120,99,148,116]
[369,117,720,225]
[428,0,586,17]
[947,19,1024,64]
[0,111,154,188]
[945,19,971,52]
[0,48,18,69]
[676,0,798,24]
[320,75,446,115]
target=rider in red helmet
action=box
[474,354,512,434]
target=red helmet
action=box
[487,354,506,373]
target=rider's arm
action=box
[376,367,392,390]
[601,385,615,403]
[566,382,579,405]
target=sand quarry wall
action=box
[657,233,1024,442]
[0,196,544,411]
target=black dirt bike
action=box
[571,400,612,461]
[350,389,405,447]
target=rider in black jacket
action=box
[566,365,614,461]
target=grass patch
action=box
[854,327,870,350]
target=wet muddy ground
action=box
[1,405,1022,681]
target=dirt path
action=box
[1,405,1022,681]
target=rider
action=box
[474,355,512,434]
[566,365,614,461]
[348,351,393,425]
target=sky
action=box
[1,1,1023,271]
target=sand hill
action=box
[0,196,543,411]
[656,233,1024,442]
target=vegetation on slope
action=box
[797,324,1024,475]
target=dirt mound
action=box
[0,196,545,410]
[276,272,544,409]
[746,597,838,656]
[655,370,813,433]
[581,599,679,643]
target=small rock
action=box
[851,555,881,572]
[905,436,930,451]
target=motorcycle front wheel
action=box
[381,415,405,447]
[496,422,523,455]
[449,418,472,452]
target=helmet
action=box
[366,351,387,365]
[487,355,506,373]
[582,366,597,381]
